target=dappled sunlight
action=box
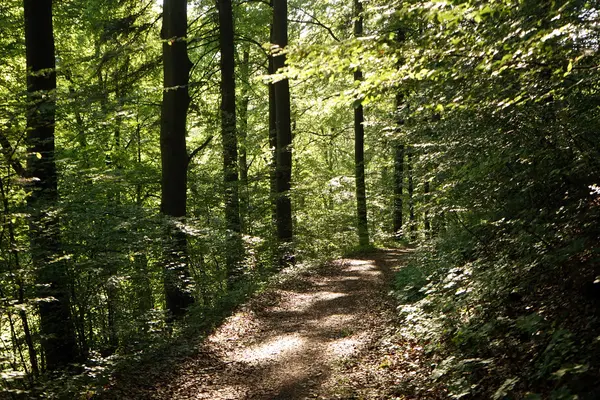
[235,334,305,363]
[326,334,365,358]
[345,259,375,267]
[150,250,406,399]
[337,275,361,281]
[313,291,347,301]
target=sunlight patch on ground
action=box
[314,291,347,301]
[337,276,361,281]
[358,270,382,277]
[345,259,375,266]
[236,334,305,363]
[326,336,364,358]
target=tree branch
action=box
[288,18,341,42]
[187,135,214,169]
[290,6,341,42]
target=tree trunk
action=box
[393,142,404,236]
[23,0,79,370]
[353,0,369,247]
[239,48,250,235]
[161,0,194,318]
[272,0,293,265]
[407,148,415,237]
[393,91,404,238]
[218,0,242,282]
[424,180,431,234]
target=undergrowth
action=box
[392,224,600,399]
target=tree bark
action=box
[218,0,243,282]
[23,0,79,370]
[161,0,194,318]
[424,180,431,234]
[268,21,278,236]
[353,0,369,247]
[239,48,250,235]
[393,92,404,237]
[407,148,415,237]
[393,142,404,235]
[272,0,294,265]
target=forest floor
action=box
[105,249,433,399]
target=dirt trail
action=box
[150,249,408,399]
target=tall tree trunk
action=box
[353,0,369,247]
[218,0,242,282]
[239,48,250,235]
[424,180,431,234]
[393,92,404,238]
[393,143,404,236]
[23,0,79,370]
[407,148,415,237]
[272,0,294,265]
[268,22,278,237]
[161,0,194,318]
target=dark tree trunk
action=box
[393,92,405,237]
[218,0,242,282]
[23,0,79,370]
[424,180,431,234]
[353,0,369,247]
[273,0,294,265]
[161,0,194,318]
[268,23,278,233]
[393,142,404,235]
[407,149,415,237]
[239,48,250,235]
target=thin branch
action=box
[289,18,341,42]
[187,135,214,168]
[290,6,340,42]
[234,34,270,59]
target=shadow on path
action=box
[148,249,410,400]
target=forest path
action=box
[152,249,409,399]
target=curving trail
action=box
[145,250,409,399]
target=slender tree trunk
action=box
[424,180,431,234]
[353,0,369,247]
[407,148,415,237]
[273,0,294,265]
[218,0,242,282]
[268,21,279,267]
[393,91,404,238]
[393,142,404,235]
[268,22,278,235]
[239,48,250,235]
[161,0,194,318]
[23,0,79,370]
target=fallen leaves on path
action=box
[109,249,439,399]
